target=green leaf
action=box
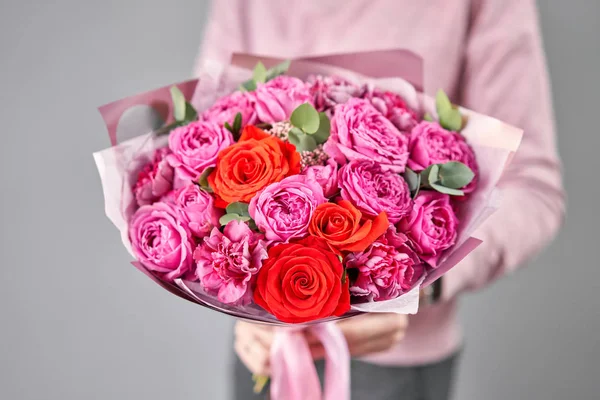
[288,127,318,152]
[226,202,250,217]
[184,102,198,122]
[403,167,421,198]
[154,121,182,136]
[224,122,234,134]
[438,161,475,189]
[429,182,465,196]
[170,86,186,121]
[312,112,331,144]
[240,79,257,92]
[423,113,434,122]
[290,103,320,134]
[197,167,214,193]
[219,213,251,226]
[253,62,268,84]
[427,164,440,185]
[439,110,462,132]
[233,112,242,135]
[265,60,291,81]
[435,89,453,117]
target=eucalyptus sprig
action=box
[240,60,292,92]
[155,86,199,135]
[287,103,331,152]
[219,202,258,230]
[404,161,475,198]
[196,167,214,193]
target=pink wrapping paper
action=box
[93,49,522,400]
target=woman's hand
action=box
[234,313,408,375]
[307,313,409,359]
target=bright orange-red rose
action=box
[308,200,389,252]
[208,126,301,208]
[254,236,350,323]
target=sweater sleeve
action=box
[442,0,566,300]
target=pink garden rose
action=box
[133,148,174,207]
[363,87,418,132]
[301,159,339,198]
[201,90,258,128]
[308,74,363,114]
[408,121,478,194]
[193,221,268,305]
[254,76,312,123]
[338,159,413,223]
[167,121,234,184]
[249,175,326,243]
[129,202,194,280]
[346,227,419,301]
[165,184,222,238]
[324,98,410,172]
[398,191,458,267]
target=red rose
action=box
[254,236,351,323]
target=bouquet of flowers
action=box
[94,50,522,400]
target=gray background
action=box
[0,0,598,399]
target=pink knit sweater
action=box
[195,0,565,366]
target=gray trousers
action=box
[232,352,459,400]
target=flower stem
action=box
[252,374,270,394]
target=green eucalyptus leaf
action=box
[288,127,318,152]
[290,103,320,134]
[184,102,198,122]
[219,213,251,226]
[435,89,452,116]
[170,86,186,121]
[253,62,268,84]
[438,161,475,189]
[428,164,440,185]
[403,168,420,192]
[154,121,182,136]
[226,202,250,217]
[312,112,331,144]
[423,113,434,122]
[429,182,465,196]
[197,167,215,193]
[265,60,291,81]
[240,79,257,92]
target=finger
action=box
[347,330,405,357]
[235,322,276,347]
[338,313,408,345]
[235,336,271,376]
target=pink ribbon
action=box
[270,322,350,400]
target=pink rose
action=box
[254,76,312,123]
[301,159,339,198]
[398,191,458,267]
[338,159,413,223]
[167,121,234,184]
[249,175,326,243]
[346,227,419,301]
[363,87,418,132]
[324,98,410,172]
[164,185,223,238]
[308,75,363,114]
[201,90,258,127]
[408,121,478,194]
[133,148,174,207]
[193,221,268,305]
[129,202,194,280]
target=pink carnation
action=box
[129,202,194,281]
[164,185,223,238]
[338,159,413,223]
[133,148,174,207]
[301,159,339,198]
[254,76,312,123]
[398,191,458,267]
[193,221,268,305]
[167,121,234,184]
[346,227,419,302]
[308,75,363,114]
[249,175,326,243]
[408,121,478,194]
[324,98,410,172]
[201,90,258,128]
[363,87,418,132]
